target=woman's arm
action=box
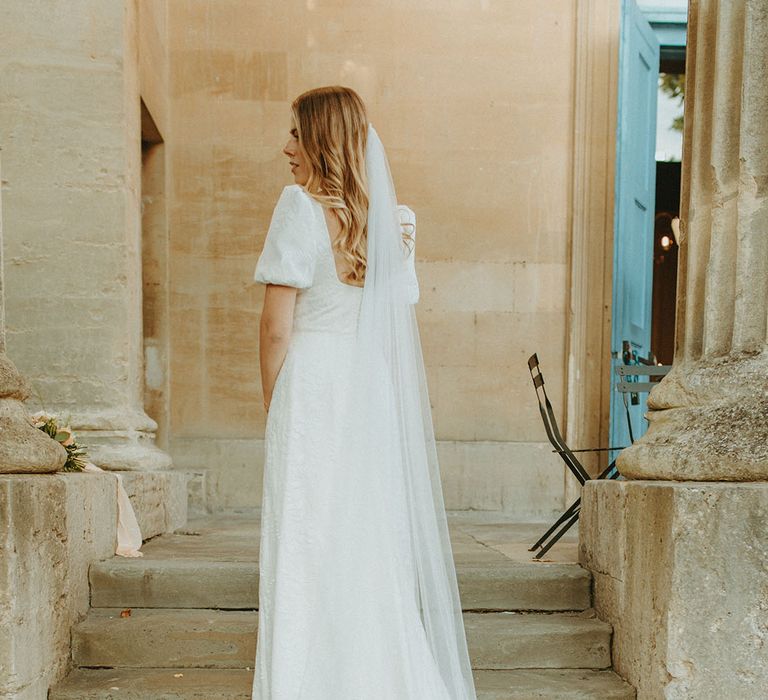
[260,284,298,411]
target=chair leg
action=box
[597,460,618,480]
[529,495,581,552]
[534,507,581,560]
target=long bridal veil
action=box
[341,123,476,699]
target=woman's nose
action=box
[283,142,293,157]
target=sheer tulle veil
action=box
[347,123,477,699]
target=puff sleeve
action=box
[397,204,420,304]
[254,185,318,288]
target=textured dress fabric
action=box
[251,185,451,699]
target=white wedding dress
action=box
[251,184,457,699]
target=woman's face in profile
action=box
[283,121,309,186]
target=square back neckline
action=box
[315,202,365,291]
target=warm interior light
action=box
[661,234,673,250]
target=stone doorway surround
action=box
[564,0,621,504]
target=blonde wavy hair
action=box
[291,86,413,285]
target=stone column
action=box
[0,149,66,473]
[0,0,170,471]
[618,0,768,481]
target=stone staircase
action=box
[49,514,635,699]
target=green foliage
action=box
[659,73,685,133]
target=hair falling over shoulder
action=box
[291,86,413,286]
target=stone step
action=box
[71,608,611,671]
[464,611,611,670]
[89,558,591,612]
[474,669,635,699]
[50,667,635,699]
[458,563,591,611]
[50,669,251,700]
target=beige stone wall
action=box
[0,0,617,516]
[166,0,599,516]
[139,0,171,139]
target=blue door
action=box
[609,0,660,456]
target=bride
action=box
[251,85,476,700]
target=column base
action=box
[0,354,66,474]
[83,436,172,471]
[71,407,173,471]
[618,350,768,480]
[579,479,768,700]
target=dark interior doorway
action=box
[650,55,685,366]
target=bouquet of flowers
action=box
[29,411,89,472]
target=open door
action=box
[609,0,660,455]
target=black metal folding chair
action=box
[615,361,672,443]
[527,352,672,560]
[526,353,625,560]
